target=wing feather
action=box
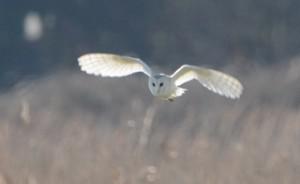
[78,53,152,77]
[171,65,243,99]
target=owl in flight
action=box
[78,53,243,101]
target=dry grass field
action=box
[0,60,299,183]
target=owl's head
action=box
[148,74,171,97]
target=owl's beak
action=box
[156,86,162,94]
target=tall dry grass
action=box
[0,59,299,184]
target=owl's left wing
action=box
[171,65,243,99]
[78,53,153,77]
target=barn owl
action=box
[78,53,243,101]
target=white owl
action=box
[78,53,243,101]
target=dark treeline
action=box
[1,0,300,87]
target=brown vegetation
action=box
[0,60,299,183]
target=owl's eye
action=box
[159,82,164,87]
[152,82,156,87]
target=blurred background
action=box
[0,0,300,183]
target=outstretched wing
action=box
[171,65,243,99]
[78,53,152,77]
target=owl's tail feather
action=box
[169,87,187,100]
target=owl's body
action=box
[78,53,243,100]
[148,74,186,101]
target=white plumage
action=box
[78,53,243,100]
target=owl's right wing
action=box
[78,53,152,77]
[171,65,243,99]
